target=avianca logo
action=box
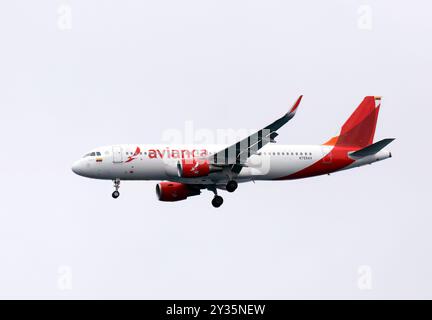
[191,162,201,174]
[124,147,208,163]
[125,147,141,163]
[148,148,208,159]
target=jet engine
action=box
[177,158,221,178]
[156,181,200,202]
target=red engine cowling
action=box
[156,182,200,202]
[177,158,211,178]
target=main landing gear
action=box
[212,195,224,208]
[112,179,120,199]
[209,186,224,208]
[208,180,238,208]
[226,180,238,193]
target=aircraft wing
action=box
[208,95,303,173]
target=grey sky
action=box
[0,0,431,299]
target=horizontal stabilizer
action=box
[349,138,395,159]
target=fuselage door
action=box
[112,146,123,163]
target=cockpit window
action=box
[96,152,101,156]
[83,152,96,158]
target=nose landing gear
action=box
[112,179,120,199]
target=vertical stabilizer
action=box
[324,96,381,148]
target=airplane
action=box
[72,96,394,208]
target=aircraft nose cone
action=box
[72,160,83,176]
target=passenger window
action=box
[90,152,96,156]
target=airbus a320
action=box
[72,96,394,207]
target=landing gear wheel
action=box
[212,195,224,208]
[112,179,120,199]
[226,180,238,193]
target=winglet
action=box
[287,95,303,118]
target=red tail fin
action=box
[324,96,381,149]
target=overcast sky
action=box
[0,0,431,299]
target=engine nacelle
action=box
[156,182,200,202]
[177,158,211,178]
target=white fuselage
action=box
[72,144,391,185]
